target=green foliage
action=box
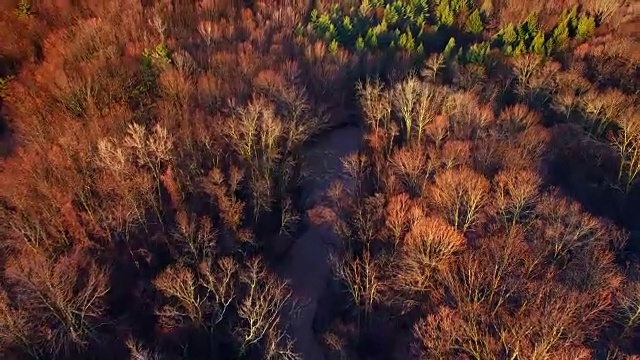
[429,0,467,27]
[502,24,517,44]
[149,44,172,64]
[435,0,468,23]
[0,76,10,97]
[443,37,457,59]
[308,0,431,54]
[513,40,528,56]
[293,24,305,38]
[138,50,158,96]
[435,1,455,27]
[328,39,339,54]
[311,10,338,41]
[550,9,572,50]
[15,0,32,18]
[498,24,518,55]
[356,36,366,51]
[494,6,595,57]
[342,16,353,35]
[551,21,569,49]
[304,0,597,65]
[465,9,484,35]
[399,30,416,52]
[530,31,547,55]
[576,15,595,41]
[407,0,430,27]
[365,28,379,48]
[463,41,490,64]
[519,12,539,43]
[383,3,400,25]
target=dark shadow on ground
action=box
[543,123,640,259]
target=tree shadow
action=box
[543,123,640,258]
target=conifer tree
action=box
[465,9,484,34]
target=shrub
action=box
[14,0,32,18]
[0,76,10,97]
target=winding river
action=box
[277,125,364,360]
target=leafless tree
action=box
[235,258,293,350]
[494,169,542,228]
[6,249,109,356]
[430,167,490,233]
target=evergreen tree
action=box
[356,36,366,51]
[530,31,546,55]
[465,9,484,34]
[435,1,455,27]
[501,23,518,45]
[399,30,416,52]
[551,16,570,50]
[465,41,490,64]
[576,15,595,41]
[443,37,457,59]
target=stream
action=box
[277,125,364,360]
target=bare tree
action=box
[581,89,629,139]
[610,107,640,193]
[126,337,164,360]
[421,53,445,82]
[583,0,626,24]
[618,281,640,336]
[390,145,430,196]
[494,169,542,228]
[199,257,238,325]
[392,75,421,142]
[0,290,39,358]
[430,168,490,233]
[413,83,447,143]
[384,193,412,247]
[534,193,605,262]
[6,249,109,356]
[425,114,449,148]
[438,140,471,170]
[498,104,541,135]
[154,265,208,327]
[357,79,392,133]
[235,258,293,351]
[170,213,217,266]
[394,216,465,303]
[331,251,382,320]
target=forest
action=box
[0,0,638,359]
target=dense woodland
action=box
[0,0,639,359]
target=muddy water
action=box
[277,126,364,360]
